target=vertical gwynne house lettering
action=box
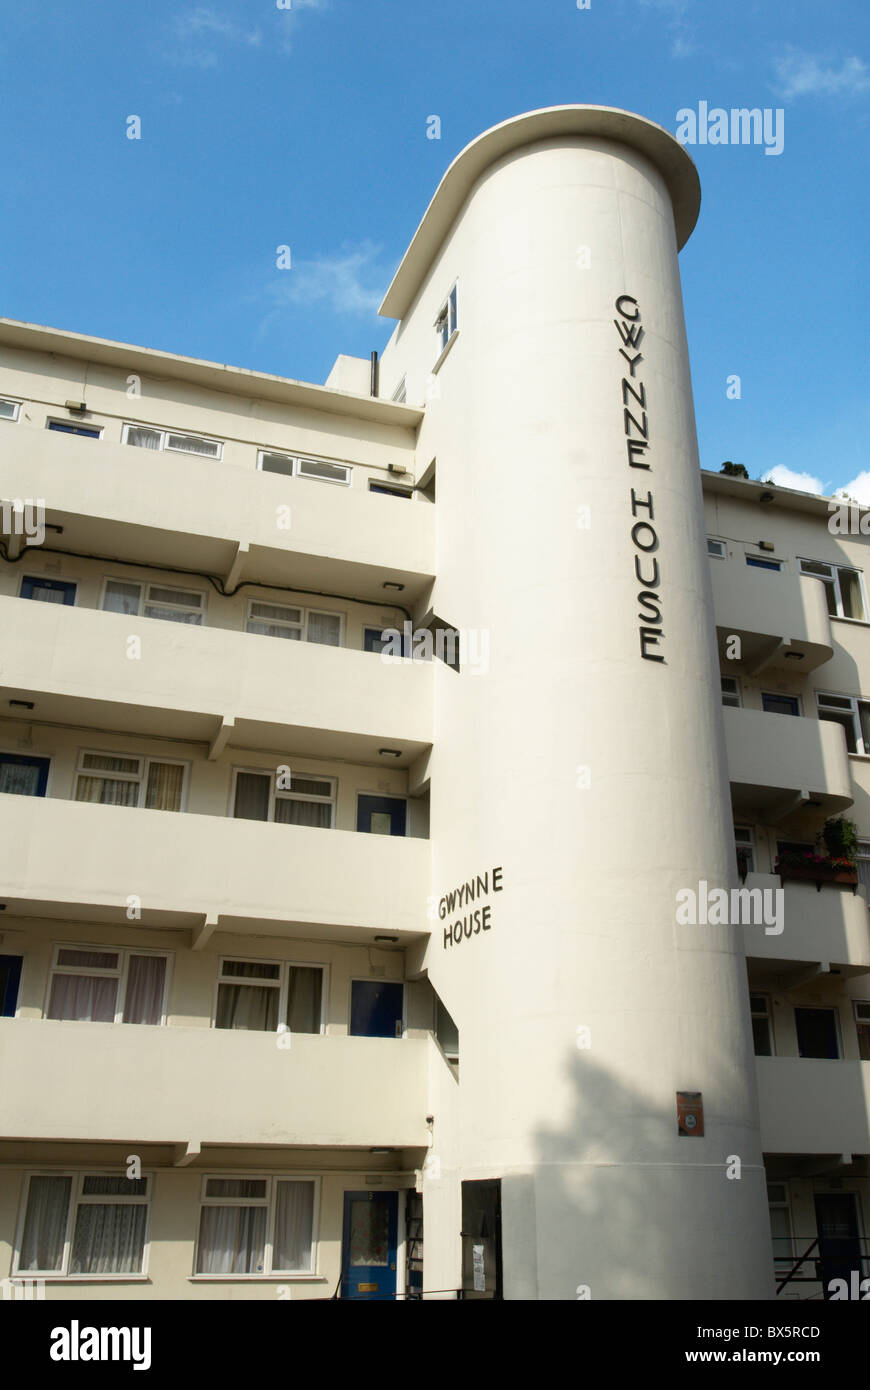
[615,294,663,662]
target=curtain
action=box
[18,1176,71,1271]
[143,603,203,624]
[196,1206,266,1274]
[74,777,138,806]
[275,798,330,829]
[123,956,166,1025]
[307,612,341,646]
[233,772,270,821]
[102,581,141,615]
[70,1203,147,1274]
[126,427,161,450]
[286,967,322,1034]
[0,763,40,796]
[216,982,278,1031]
[48,974,117,1022]
[30,587,66,604]
[273,1182,314,1271]
[144,762,183,812]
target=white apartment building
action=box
[0,105,867,1302]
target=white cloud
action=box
[772,48,870,100]
[263,241,387,319]
[836,472,870,505]
[637,0,696,59]
[167,7,263,68]
[761,465,825,495]
[275,0,329,53]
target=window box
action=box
[775,860,858,891]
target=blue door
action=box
[340,1191,398,1300]
[20,576,77,605]
[0,754,50,797]
[350,980,404,1038]
[357,794,406,836]
[0,956,22,1016]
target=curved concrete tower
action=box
[379,107,773,1300]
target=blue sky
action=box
[1,0,868,497]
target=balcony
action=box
[710,561,832,674]
[0,424,434,603]
[742,872,870,973]
[0,595,432,762]
[0,1018,431,1148]
[723,706,853,821]
[0,794,430,942]
[756,1057,870,1155]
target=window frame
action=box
[761,692,801,717]
[817,691,870,756]
[745,554,782,572]
[391,376,407,404]
[73,748,189,813]
[767,1181,794,1266]
[434,282,459,362]
[750,992,774,1056]
[193,1173,320,1279]
[799,557,867,621]
[46,419,102,439]
[0,396,22,422]
[100,576,206,626]
[212,956,327,1037]
[735,825,755,876]
[44,942,171,1026]
[121,422,223,460]
[794,1005,842,1060]
[368,481,413,500]
[245,598,344,646]
[257,449,352,487]
[721,676,741,708]
[12,1170,153,1280]
[229,766,336,829]
[706,537,727,559]
[19,575,77,605]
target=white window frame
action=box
[767,1182,794,1265]
[230,766,336,828]
[434,283,458,362]
[817,691,870,755]
[12,1170,152,1279]
[857,841,870,905]
[707,537,726,559]
[391,376,407,404]
[100,577,206,625]
[245,598,344,645]
[0,396,22,422]
[257,449,351,486]
[194,1174,320,1278]
[46,419,103,438]
[212,956,327,1036]
[745,553,782,572]
[750,992,775,1056]
[74,748,189,812]
[721,676,741,708]
[799,557,867,621]
[122,422,222,460]
[44,943,171,1025]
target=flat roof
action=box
[380,104,702,320]
[700,468,861,520]
[0,318,424,428]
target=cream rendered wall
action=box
[381,123,772,1299]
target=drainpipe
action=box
[370,350,379,397]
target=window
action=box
[102,578,204,625]
[435,997,459,1062]
[745,555,781,571]
[246,600,341,646]
[858,842,870,902]
[232,769,335,828]
[750,993,774,1055]
[435,284,458,357]
[0,397,21,421]
[0,753,50,796]
[817,692,870,755]
[14,1172,151,1277]
[855,1001,870,1061]
[735,826,755,876]
[195,1175,317,1276]
[795,1006,840,1059]
[20,575,76,605]
[762,692,799,716]
[799,558,865,620]
[46,945,168,1025]
[391,376,407,404]
[767,1182,793,1267]
[0,954,23,1016]
[257,450,351,486]
[214,958,324,1034]
[122,423,222,459]
[47,421,101,438]
[369,481,412,499]
[707,537,726,559]
[721,676,741,708]
[74,750,186,812]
